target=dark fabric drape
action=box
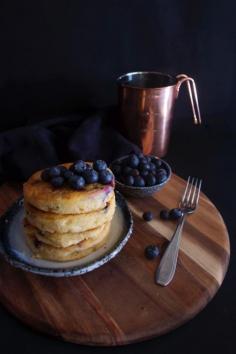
[0,111,140,182]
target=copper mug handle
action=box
[176,74,202,125]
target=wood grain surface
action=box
[0,175,230,346]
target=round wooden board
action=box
[0,175,230,346]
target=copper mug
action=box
[117,71,201,157]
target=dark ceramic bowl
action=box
[110,155,172,198]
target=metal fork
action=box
[156,177,202,286]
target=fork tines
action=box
[181,176,202,209]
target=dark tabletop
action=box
[0,119,235,354]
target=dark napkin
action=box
[0,110,140,182]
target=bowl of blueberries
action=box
[110,152,171,197]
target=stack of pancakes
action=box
[23,164,115,262]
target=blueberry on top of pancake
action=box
[24,162,115,214]
[40,160,114,190]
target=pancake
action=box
[24,219,110,248]
[23,163,114,214]
[24,194,116,234]
[26,221,110,261]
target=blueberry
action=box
[99,170,113,184]
[156,174,167,184]
[145,156,152,163]
[69,175,85,190]
[150,169,157,176]
[145,245,160,260]
[127,154,139,168]
[123,175,134,186]
[139,157,148,164]
[145,174,157,186]
[58,166,68,176]
[111,164,122,176]
[156,169,167,182]
[143,211,153,221]
[83,169,99,184]
[130,169,140,177]
[63,170,74,180]
[140,169,149,177]
[149,162,156,172]
[41,169,51,182]
[169,208,182,220]
[133,176,145,187]
[160,210,170,220]
[139,162,150,171]
[93,160,107,171]
[156,168,167,176]
[153,158,162,168]
[123,166,133,175]
[48,166,61,178]
[137,152,144,159]
[51,176,64,188]
[71,160,87,174]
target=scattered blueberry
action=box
[123,175,134,186]
[83,169,99,184]
[143,211,153,221]
[94,160,107,171]
[145,173,157,186]
[133,176,145,187]
[145,245,160,260]
[71,160,87,174]
[48,166,61,178]
[69,175,86,190]
[128,154,139,168]
[51,176,64,188]
[169,208,182,220]
[160,210,170,220]
[41,169,51,182]
[99,170,113,184]
[146,156,152,163]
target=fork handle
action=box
[156,214,186,286]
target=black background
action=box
[0,1,235,353]
[0,0,235,130]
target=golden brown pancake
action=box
[24,194,116,234]
[24,219,110,248]
[23,163,114,214]
[26,222,110,261]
